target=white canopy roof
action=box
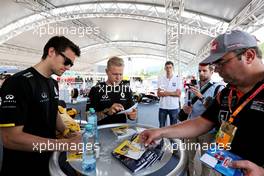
[0,0,263,74]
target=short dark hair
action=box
[42,36,81,60]
[165,61,174,67]
[199,63,214,71]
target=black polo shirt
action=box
[202,80,264,166]
[0,67,59,175]
[88,81,134,125]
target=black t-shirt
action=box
[0,67,59,175]
[88,82,134,125]
[202,80,264,166]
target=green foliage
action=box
[259,43,264,55]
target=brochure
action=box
[112,135,164,173]
[113,135,146,160]
[111,125,136,139]
[200,147,244,176]
[117,103,138,114]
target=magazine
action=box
[66,152,82,161]
[112,135,164,173]
[200,147,244,176]
[111,125,136,139]
[113,135,146,160]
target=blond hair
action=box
[107,56,124,69]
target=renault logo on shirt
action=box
[3,94,16,104]
[5,95,14,100]
[41,92,48,99]
[40,92,49,103]
[102,94,108,99]
[121,92,125,98]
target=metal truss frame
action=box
[0,43,41,55]
[165,0,185,76]
[191,0,264,69]
[1,1,226,44]
[0,0,204,71]
[81,41,165,53]
[82,41,191,64]
[1,0,263,74]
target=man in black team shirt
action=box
[140,30,264,175]
[89,56,137,125]
[0,36,81,175]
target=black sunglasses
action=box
[59,52,74,67]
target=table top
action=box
[49,123,187,176]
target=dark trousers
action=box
[159,108,179,127]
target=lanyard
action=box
[228,83,264,123]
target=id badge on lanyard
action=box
[215,83,264,148]
[215,121,237,148]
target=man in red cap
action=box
[140,30,264,175]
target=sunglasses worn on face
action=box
[59,52,74,67]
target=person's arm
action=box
[157,88,163,97]
[159,77,182,97]
[182,104,192,114]
[158,88,181,97]
[126,108,137,120]
[160,116,214,138]
[229,160,264,176]
[189,86,203,99]
[1,126,81,152]
[56,112,67,134]
[140,116,214,146]
[162,89,181,97]
[157,76,162,97]
[96,103,125,121]
[126,88,137,120]
[96,109,108,121]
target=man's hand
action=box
[183,105,192,114]
[108,103,124,115]
[158,91,167,97]
[189,86,203,99]
[229,160,264,176]
[139,128,163,147]
[127,108,137,120]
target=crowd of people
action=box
[0,30,264,175]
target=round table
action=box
[49,123,187,176]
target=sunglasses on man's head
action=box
[59,52,74,67]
